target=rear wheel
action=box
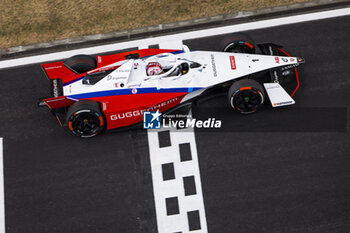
[64,54,97,74]
[228,79,265,114]
[221,33,256,54]
[66,100,105,138]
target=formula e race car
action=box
[38,34,305,138]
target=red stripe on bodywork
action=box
[87,92,187,130]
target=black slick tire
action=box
[228,79,265,114]
[221,33,256,54]
[66,100,105,138]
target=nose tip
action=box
[297,57,305,63]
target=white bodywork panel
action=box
[63,48,300,106]
[89,60,134,91]
[264,83,295,107]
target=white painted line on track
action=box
[0,138,5,233]
[159,40,184,50]
[148,122,207,233]
[0,7,350,69]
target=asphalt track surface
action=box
[0,14,350,233]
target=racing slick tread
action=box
[228,79,265,114]
[66,100,105,138]
[221,33,256,54]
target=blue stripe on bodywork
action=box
[63,76,85,86]
[67,87,202,99]
[170,50,185,55]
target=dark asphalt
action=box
[0,13,349,233]
[189,15,350,233]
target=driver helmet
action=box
[146,62,163,76]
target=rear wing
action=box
[41,62,77,81]
[38,77,75,109]
[39,63,77,109]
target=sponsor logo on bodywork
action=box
[102,102,107,111]
[52,79,59,97]
[116,69,131,73]
[229,56,236,70]
[273,101,293,106]
[110,97,178,121]
[211,54,217,77]
[128,84,141,88]
[107,75,128,80]
[280,63,300,71]
[272,70,279,83]
[275,57,280,64]
[45,65,63,70]
[265,85,280,90]
[111,110,141,120]
[281,58,288,62]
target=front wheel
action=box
[66,100,105,138]
[228,79,265,114]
